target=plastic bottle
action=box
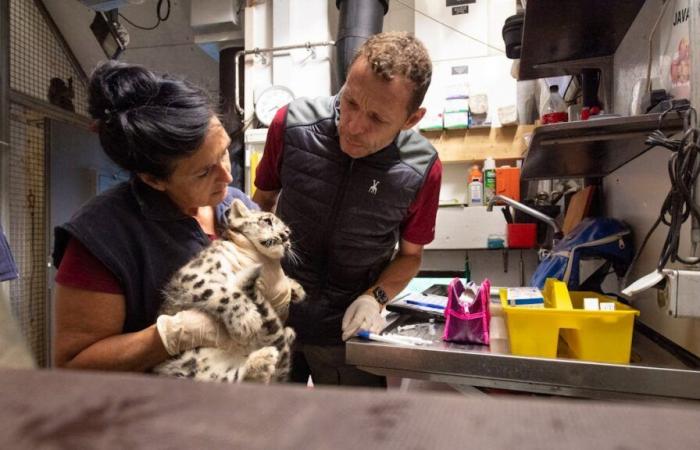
[541,85,568,124]
[468,165,483,206]
[483,156,496,203]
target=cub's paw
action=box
[225,304,263,342]
[283,326,296,346]
[243,346,279,383]
[289,279,306,304]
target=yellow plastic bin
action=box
[500,279,640,363]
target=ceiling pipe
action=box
[335,0,388,86]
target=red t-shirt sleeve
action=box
[55,237,123,294]
[401,158,443,245]
[254,105,288,191]
[55,234,219,295]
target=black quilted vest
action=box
[280,95,438,344]
[52,179,257,333]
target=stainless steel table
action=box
[346,317,700,400]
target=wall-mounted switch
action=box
[664,269,700,319]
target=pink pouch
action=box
[442,278,491,345]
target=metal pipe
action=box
[487,194,563,236]
[220,46,243,123]
[335,0,387,85]
[220,45,245,191]
[234,40,335,117]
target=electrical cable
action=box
[625,106,700,282]
[119,0,171,31]
[393,0,506,55]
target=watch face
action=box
[254,86,295,127]
[373,286,389,305]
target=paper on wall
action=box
[659,0,691,100]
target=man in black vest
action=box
[254,32,442,387]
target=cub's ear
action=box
[229,199,251,220]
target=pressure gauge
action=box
[254,85,295,127]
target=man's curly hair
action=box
[350,32,432,114]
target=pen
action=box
[405,299,444,310]
[357,330,416,346]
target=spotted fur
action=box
[153,200,305,383]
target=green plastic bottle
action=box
[483,156,496,203]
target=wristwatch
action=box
[372,286,390,306]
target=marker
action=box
[356,330,416,346]
[405,299,445,310]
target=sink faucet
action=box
[487,195,563,243]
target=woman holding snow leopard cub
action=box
[52,60,299,380]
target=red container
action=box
[507,223,537,248]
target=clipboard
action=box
[386,291,447,320]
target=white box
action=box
[507,287,544,308]
[583,297,600,311]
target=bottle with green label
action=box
[483,156,496,203]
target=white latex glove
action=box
[156,310,232,356]
[341,294,385,341]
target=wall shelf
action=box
[520,114,685,180]
[422,125,534,164]
[518,0,646,81]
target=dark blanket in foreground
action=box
[0,368,699,449]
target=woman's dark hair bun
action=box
[88,60,160,121]
[88,60,214,178]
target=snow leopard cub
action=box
[153,200,305,383]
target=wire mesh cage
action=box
[10,0,88,115]
[8,103,48,367]
[7,0,90,366]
